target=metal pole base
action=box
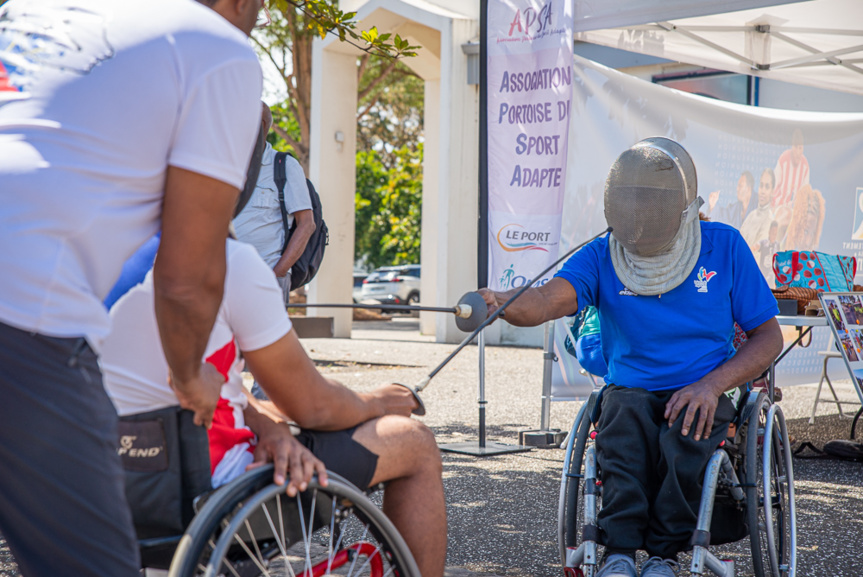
[518,428,566,448]
[438,440,532,456]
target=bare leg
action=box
[352,415,446,577]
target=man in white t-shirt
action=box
[101,239,447,577]
[0,0,264,575]
[233,104,316,303]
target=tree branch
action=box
[357,93,382,120]
[358,56,399,102]
[357,53,371,81]
[251,34,287,77]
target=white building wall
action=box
[307,47,359,337]
[419,78,441,336]
[432,17,481,343]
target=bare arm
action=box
[154,166,237,427]
[478,277,579,327]
[273,209,315,278]
[665,317,783,440]
[243,329,418,430]
[242,403,328,494]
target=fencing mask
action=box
[604,137,703,295]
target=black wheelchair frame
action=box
[558,389,797,577]
[136,465,419,577]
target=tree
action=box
[357,55,424,167]
[253,1,426,268]
[355,144,423,268]
[254,0,418,172]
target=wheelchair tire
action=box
[558,391,600,573]
[742,393,796,577]
[168,466,420,577]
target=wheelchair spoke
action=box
[175,470,420,577]
[275,494,299,577]
[231,524,272,576]
[345,523,372,576]
[243,516,268,569]
[325,495,340,576]
[296,489,318,573]
[349,540,384,577]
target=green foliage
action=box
[271,0,419,59]
[357,55,424,167]
[253,0,426,270]
[355,144,423,268]
[266,101,301,152]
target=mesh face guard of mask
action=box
[604,137,704,295]
[604,137,698,256]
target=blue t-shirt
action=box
[554,222,778,391]
[103,233,160,310]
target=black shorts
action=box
[295,427,379,490]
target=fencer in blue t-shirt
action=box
[480,138,782,577]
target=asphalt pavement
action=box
[2,316,862,576]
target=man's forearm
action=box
[155,166,236,386]
[243,402,280,433]
[700,319,783,394]
[273,213,315,277]
[273,376,381,431]
[154,262,224,383]
[273,233,310,276]
[480,277,578,327]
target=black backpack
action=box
[274,152,329,291]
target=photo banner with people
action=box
[552,54,863,400]
[485,0,573,291]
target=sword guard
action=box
[393,382,426,416]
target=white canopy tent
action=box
[574,0,863,97]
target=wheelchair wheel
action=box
[558,391,601,576]
[742,393,796,577]
[168,466,419,577]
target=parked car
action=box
[360,265,421,306]
[352,272,367,303]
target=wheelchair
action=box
[132,464,420,577]
[164,466,419,577]
[121,406,419,577]
[558,388,797,577]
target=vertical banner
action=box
[484,0,573,291]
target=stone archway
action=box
[308,0,480,342]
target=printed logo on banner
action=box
[498,264,550,290]
[494,2,569,44]
[496,223,554,253]
[508,3,552,38]
[499,264,516,289]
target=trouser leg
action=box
[0,322,140,577]
[644,394,736,558]
[277,273,292,306]
[595,386,666,553]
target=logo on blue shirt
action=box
[618,287,637,296]
[694,267,717,293]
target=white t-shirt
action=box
[100,240,293,486]
[0,0,262,350]
[232,143,312,268]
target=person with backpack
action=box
[233,103,322,304]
